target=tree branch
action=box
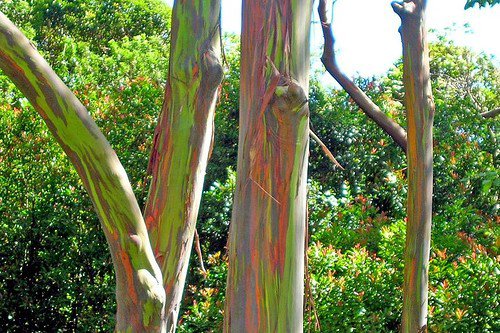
[481,108,500,118]
[194,229,207,274]
[318,0,408,153]
[0,12,164,331]
[309,129,344,170]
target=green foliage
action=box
[0,0,171,60]
[197,168,236,253]
[307,243,402,332]
[429,252,499,332]
[178,252,227,333]
[309,76,407,217]
[465,0,500,9]
[0,99,116,331]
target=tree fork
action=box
[392,1,435,332]
[0,12,165,332]
[143,0,223,331]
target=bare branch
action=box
[309,129,344,170]
[318,0,408,153]
[194,229,207,274]
[481,108,500,118]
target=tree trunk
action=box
[0,12,165,332]
[392,1,435,332]
[143,0,223,331]
[224,1,313,331]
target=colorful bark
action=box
[392,1,435,332]
[0,12,165,332]
[224,1,312,332]
[143,0,222,331]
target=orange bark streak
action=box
[120,249,138,306]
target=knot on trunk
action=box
[201,47,224,92]
[137,268,166,328]
[272,78,308,115]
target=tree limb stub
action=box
[318,0,408,153]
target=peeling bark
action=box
[143,1,223,331]
[318,0,408,153]
[224,1,313,331]
[0,12,165,332]
[392,1,435,332]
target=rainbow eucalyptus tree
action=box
[224,0,313,331]
[319,0,434,331]
[0,11,164,331]
[143,0,222,331]
[0,0,222,330]
[392,1,435,332]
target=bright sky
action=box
[164,0,500,80]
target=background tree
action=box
[465,0,500,9]
[392,1,435,331]
[319,0,435,330]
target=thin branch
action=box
[317,0,408,153]
[194,229,207,274]
[304,202,321,332]
[249,177,282,205]
[309,129,344,170]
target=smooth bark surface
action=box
[143,0,222,331]
[224,1,313,331]
[318,0,408,153]
[0,12,165,332]
[392,1,435,332]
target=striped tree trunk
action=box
[224,1,313,331]
[393,1,435,332]
[143,0,223,331]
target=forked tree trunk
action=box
[0,12,165,332]
[0,0,223,330]
[224,1,313,331]
[392,1,435,332]
[143,0,223,331]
